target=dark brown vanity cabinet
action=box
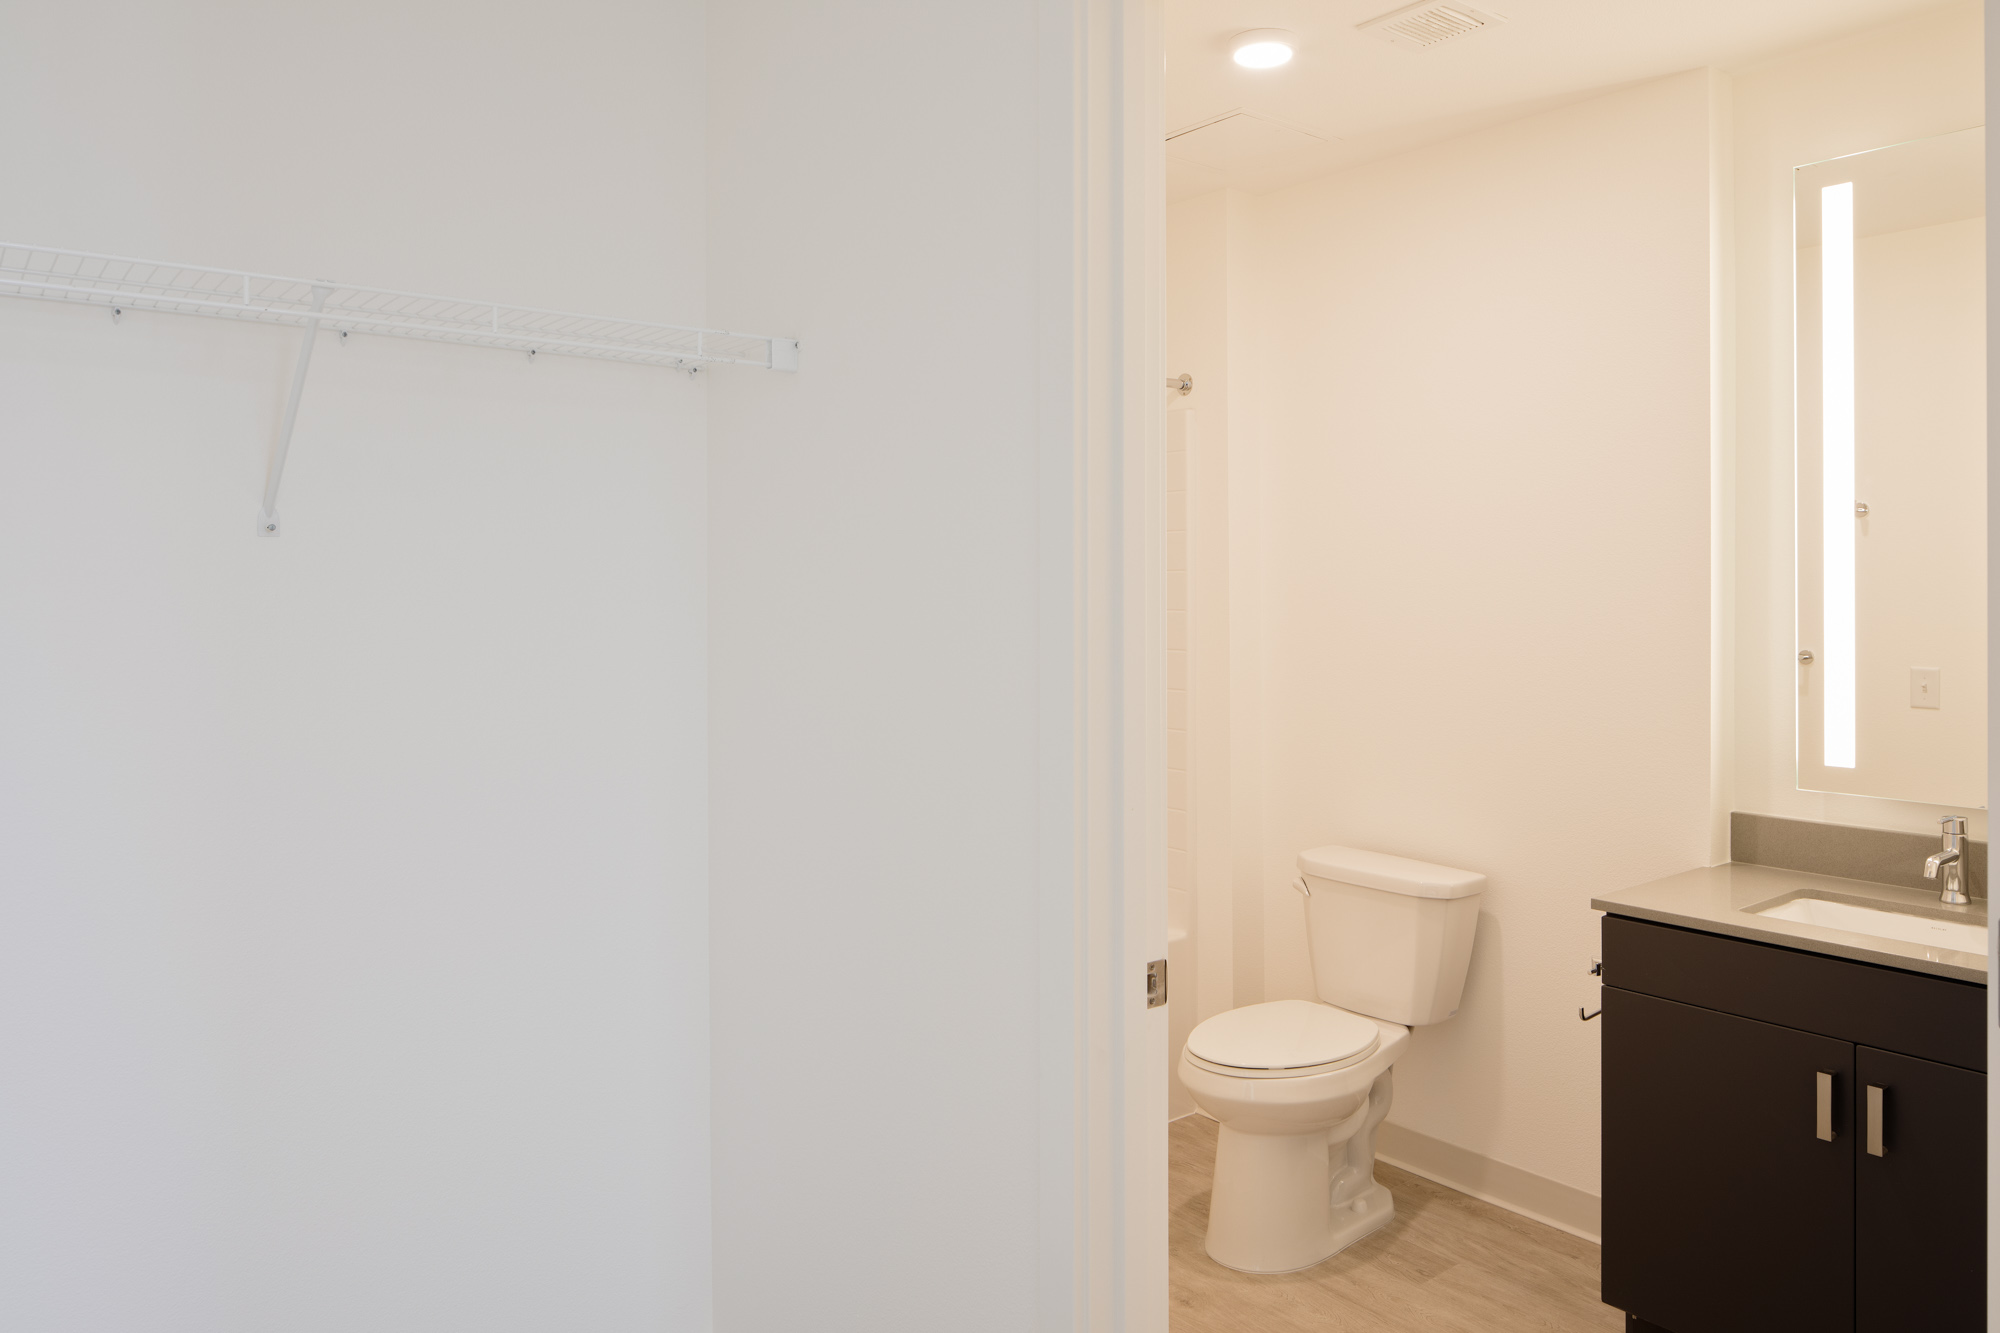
[1853,1047,1986,1330]
[1600,915,1985,1333]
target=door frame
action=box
[1986,3,1998,1320]
[1039,10,2000,1331]
[1033,0,1168,1328]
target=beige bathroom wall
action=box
[1733,1,1989,834]
[1171,70,1722,1204]
[1166,190,1268,1031]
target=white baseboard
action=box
[1375,1122,1601,1244]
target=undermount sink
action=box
[1754,895,1989,956]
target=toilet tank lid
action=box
[1298,845,1486,900]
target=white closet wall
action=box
[0,3,712,1330]
[705,0,1067,1327]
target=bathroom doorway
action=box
[1144,4,2000,1332]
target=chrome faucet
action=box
[1924,816,1970,906]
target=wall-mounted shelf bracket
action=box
[259,285,329,536]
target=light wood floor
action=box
[1170,1115,1621,1333]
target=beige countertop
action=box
[1592,863,1988,984]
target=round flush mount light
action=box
[1231,29,1296,69]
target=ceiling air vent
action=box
[1357,1,1506,51]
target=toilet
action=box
[1178,844,1483,1274]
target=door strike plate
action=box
[1146,958,1168,1008]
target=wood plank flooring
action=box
[1170,1115,1621,1333]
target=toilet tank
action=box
[1298,844,1484,1026]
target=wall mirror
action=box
[1796,125,1987,808]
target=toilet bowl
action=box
[1179,845,1483,1274]
[1179,1001,1410,1272]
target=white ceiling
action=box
[1166,0,1965,200]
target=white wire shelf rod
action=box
[0,278,767,366]
[0,241,767,346]
[0,243,796,370]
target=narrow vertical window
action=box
[1822,181,1856,768]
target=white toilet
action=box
[1178,844,1483,1274]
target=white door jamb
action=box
[1034,0,1167,1329]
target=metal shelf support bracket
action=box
[258,285,330,536]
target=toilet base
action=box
[1194,1066,1401,1275]
[1205,1181,1394,1274]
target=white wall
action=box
[0,4,712,1330]
[704,2,1053,1328]
[1169,71,1720,1208]
[1734,1,1989,833]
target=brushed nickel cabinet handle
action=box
[1816,1071,1835,1141]
[1866,1084,1885,1157]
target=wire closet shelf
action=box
[0,242,798,371]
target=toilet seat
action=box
[1185,999,1381,1079]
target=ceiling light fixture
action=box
[1231,29,1296,69]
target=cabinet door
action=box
[1855,1046,1985,1331]
[1602,987,1855,1333]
